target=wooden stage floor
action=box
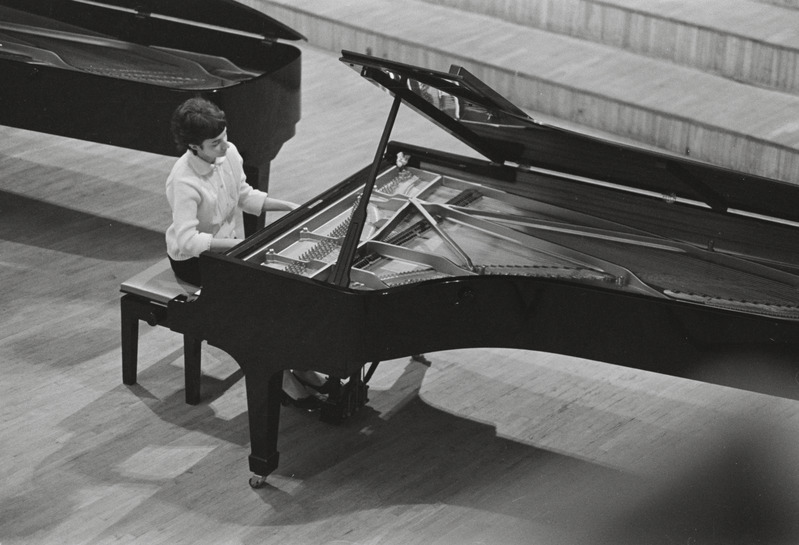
[2,43,799,545]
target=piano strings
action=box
[255,155,799,321]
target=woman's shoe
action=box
[280,391,322,411]
[314,377,341,396]
[291,371,340,395]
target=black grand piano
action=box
[163,51,799,487]
[0,0,303,214]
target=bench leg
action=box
[184,335,202,405]
[121,295,140,386]
[121,294,204,404]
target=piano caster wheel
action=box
[249,475,268,489]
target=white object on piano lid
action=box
[395,152,410,169]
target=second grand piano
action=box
[167,51,799,486]
[0,0,303,207]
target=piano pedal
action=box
[319,379,369,425]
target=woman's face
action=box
[190,128,228,163]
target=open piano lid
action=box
[340,50,799,226]
[0,0,306,42]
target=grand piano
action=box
[164,51,799,487]
[0,0,303,214]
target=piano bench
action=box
[120,258,203,405]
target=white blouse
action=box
[165,142,267,260]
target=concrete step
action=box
[247,0,799,187]
[420,0,799,96]
[764,0,799,9]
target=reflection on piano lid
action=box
[0,0,304,189]
[166,51,799,482]
[0,18,262,89]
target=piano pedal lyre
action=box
[319,361,379,424]
[248,363,380,488]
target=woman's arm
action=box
[208,198,296,253]
[167,175,214,258]
[208,237,240,252]
[262,197,299,213]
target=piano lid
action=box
[340,50,799,226]
[0,0,306,43]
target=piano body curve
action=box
[167,52,799,484]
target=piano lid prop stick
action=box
[409,198,475,271]
[331,92,403,288]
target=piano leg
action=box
[245,368,283,488]
[120,294,167,385]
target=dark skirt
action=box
[168,255,201,286]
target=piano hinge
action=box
[504,160,530,171]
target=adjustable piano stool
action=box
[120,258,203,404]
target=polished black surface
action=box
[341,50,799,224]
[0,0,302,190]
[166,71,799,478]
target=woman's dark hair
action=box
[170,97,227,154]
